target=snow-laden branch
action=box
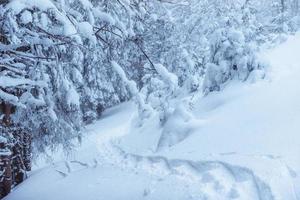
[154,64,178,93]
[111,61,153,121]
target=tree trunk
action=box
[0,102,31,197]
[23,133,32,171]
[3,103,12,126]
[0,143,12,198]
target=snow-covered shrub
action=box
[157,99,203,150]
[141,63,179,124]
[112,61,152,124]
[203,28,262,93]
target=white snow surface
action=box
[0,77,43,87]
[6,0,77,36]
[93,9,116,25]
[154,63,179,90]
[77,21,97,44]
[5,33,300,200]
[7,0,57,13]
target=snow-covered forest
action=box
[1,0,300,199]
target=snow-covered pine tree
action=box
[1,0,146,155]
[0,0,84,154]
[0,0,146,193]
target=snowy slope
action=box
[5,33,300,200]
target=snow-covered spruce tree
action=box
[134,0,263,129]
[62,0,148,123]
[138,0,256,94]
[0,1,48,192]
[139,1,206,91]
[1,0,147,155]
[244,0,300,40]
[140,0,300,97]
[0,1,84,154]
[0,0,147,195]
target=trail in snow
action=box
[105,144,274,200]
[5,102,274,200]
[5,33,300,200]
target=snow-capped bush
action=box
[140,63,179,124]
[157,99,203,150]
[112,61,153,125]
[203,28,261,93]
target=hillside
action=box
[5,32,300,200]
